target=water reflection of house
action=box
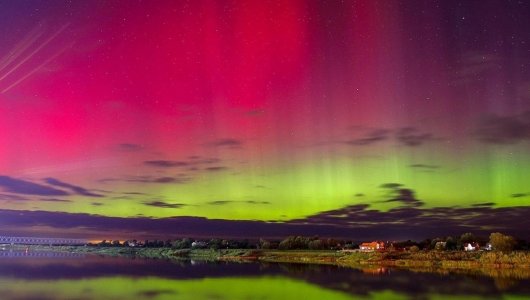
[359,241,385,252]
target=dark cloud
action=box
[138,290,176,298]
[91,202,103,206]
[474,111,530,145]
[44,178,103,197]
[99,174,193,185]
[396,127,433,147]
[0,193,72,203]
[354,193,365,197]
[4,201,530,240]
[206,200,270,206]
[204,166,228,172]
[207,200,233,206]
[126,176,191,184]
[244,200,271,205]
[380,183,402,189]
[143,201,187,209]
[144,157,221,170]
[153,177,180,183]
[512,193,529,198]
[380,183,424,208]
[410,164,440,170]
[0,176,69,196]
[112,195,135,200]
[144,160,189,168]
[118,143,144,152]
[384,188,423,208]
[288,203,530,240]
[97,178,117,184]
[0,193,29,201]
[207,138,243,148]
[345,129,390,146]
[190,157,221,164]
[39,198,73,203]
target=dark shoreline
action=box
[5,245,530,280]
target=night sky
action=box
[0,0,529,240]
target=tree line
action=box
[90,232,526,252]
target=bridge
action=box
[0,236,87,246]
[0,251,86,258]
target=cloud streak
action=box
[396,127,434,147]
[345,129,390,146]
[44,178,103,197]
[0,176,69,196]
[143,201,187,209]
[206,138,243,148]
[474,111,530,145]
[206,200,271,206]
[2,202,530,240]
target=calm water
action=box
[1,251,530,300]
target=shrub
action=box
[489,232,517,252]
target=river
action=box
[0,250,529,299]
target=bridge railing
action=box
[0,236,87,245]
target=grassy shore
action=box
[8,245,530,281]
[5,244,530,284]
[12,245,530,268]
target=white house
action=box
[191,241,207,248]
[464,243,478,251]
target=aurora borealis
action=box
[0,0,529,240]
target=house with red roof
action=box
[359,241,385,252]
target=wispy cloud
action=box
[118,143,144,152]
[474,111,530,145]
[344,129,390,146]
[206,200,270,206]
[144,160,189,168]
[204,166,228,172]
[0,175,68,196]
[410,164,440,172]
[44,178,103,197]
[206,138,243,148]
[379,183,424,208]
[125,175,191,184]
[143,201,187,209]
[396,127,434,147]
[39,198,72,203]
[3,201,530,240]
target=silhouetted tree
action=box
[209,239,222,250]
[308,239,323,250]
[409,245,420,252]
[489,232,516,252]
[460,233,476,246]
[172,238,192,249]
[445,237,457,250]
[259,239,271,249]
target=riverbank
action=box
[10,245,530,269]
